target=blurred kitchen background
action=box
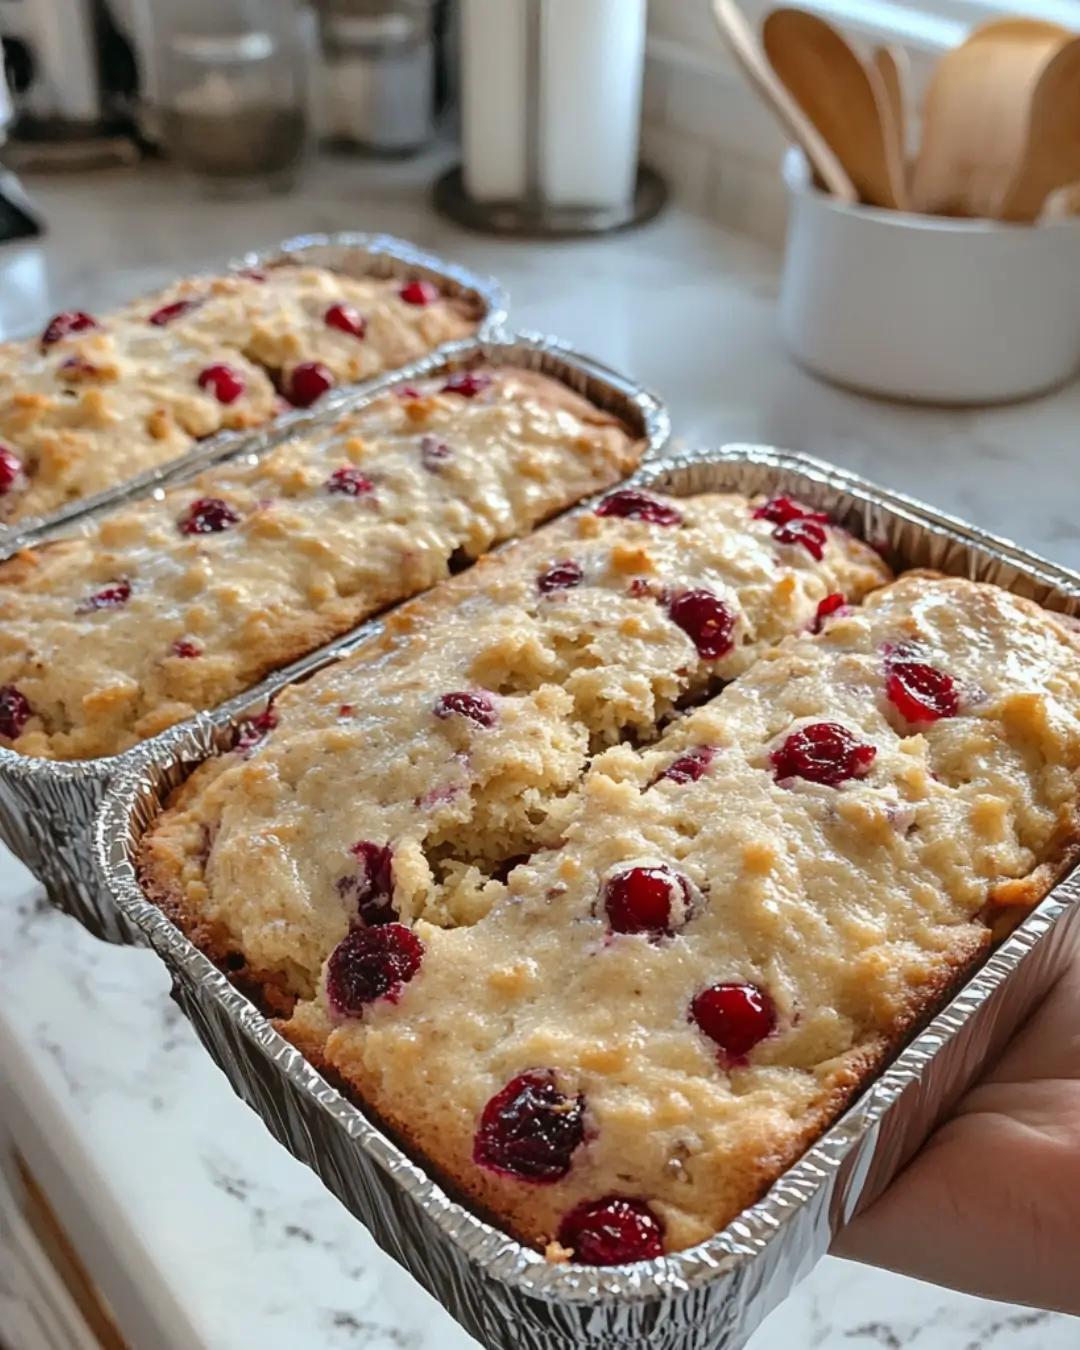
[0,0,669,239]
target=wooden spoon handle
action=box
[710,0,858,203]
[873,46,909,157]
[871,46,911,209]
[999,163,1054,223]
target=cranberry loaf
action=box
[0,265,479,523]
[0,369,641,761]
[140,490,913,1256]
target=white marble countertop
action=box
[0,155,1077,1350]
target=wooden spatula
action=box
[911,19,1070,217]
[872,45,913,204]
[763,8,906,209]
[873,47,910,154]
[998,37,1080,222]
[710,0,857,203]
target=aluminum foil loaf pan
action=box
[0,334,669,945]
[94,446,1080,1350]
[1,232,508,542]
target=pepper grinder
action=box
[435,0,666,236]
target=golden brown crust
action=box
[270,921,997,1256]
[135,546,1080,1259]
[0,368,642,762]
[0,264,483,524]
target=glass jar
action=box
[157,7,316,195]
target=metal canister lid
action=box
[166,31,276,64]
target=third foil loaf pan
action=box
[0,335,667,941]
[97,445,1080,1348]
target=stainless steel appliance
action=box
[0,56,42,240]
[0,0,139,168]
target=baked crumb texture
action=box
[148,492,1080,1263]
[0,369,642,761]
[0,264,481,523]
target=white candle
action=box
[460,0,529,202]
[539,0,646,210]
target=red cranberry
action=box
[324,302,367,339]
[235,705,278,754]
[399,279,441,306]
[753,495,830,527]
[420,434,452,471]
[885,660,959,724]
[172,638,202,658]
[197,363,245,405]
[41,311,98,346]
[602,864,691,937]
[148,298,200,327]
[178,497,241,535]
[473,1069,585,1183]
[773,519,828,561]
[0,685,32,740]
[558,1196,664,1266]
[240,267,266,282]
[812,593,849,633]
[538,559,583,594]
[657,745,715,785]
[627,578,652,598]
[594,489,683,527]
[0,447,23,494]
[286,361,334,409]
[433,690,497,728]
[770,722,876,787]
[441,371,492,399]
[338,841,395,926]
[325,466,375,497]
[325,923,425,1015]
[77,580,131,613]
[691,982,777,1066]
[667,589,737,659]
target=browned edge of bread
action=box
[0,367,645,763]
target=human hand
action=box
[834,941,1080,1316]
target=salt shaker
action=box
[439,0,664,235]
[313,0,436,155]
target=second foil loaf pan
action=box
[0,335,668,942]
[94,445,1080,1349]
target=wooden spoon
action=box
[763,8,906,210]
[710,0,857,203]
[963,16,1073,45]
[872,45,912,200]
[998,38,1080,222]
[912,21,1070,217]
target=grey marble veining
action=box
[0,156,1077,1350]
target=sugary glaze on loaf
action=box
[0,265,478,522]
[140,491,903,1250]
[0,369,640,761]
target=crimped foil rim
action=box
[0,232,509,543]
[235,231,507,331]
[94,442,1080,1305]
[0,334,669,792]
[706,445,1080,605]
